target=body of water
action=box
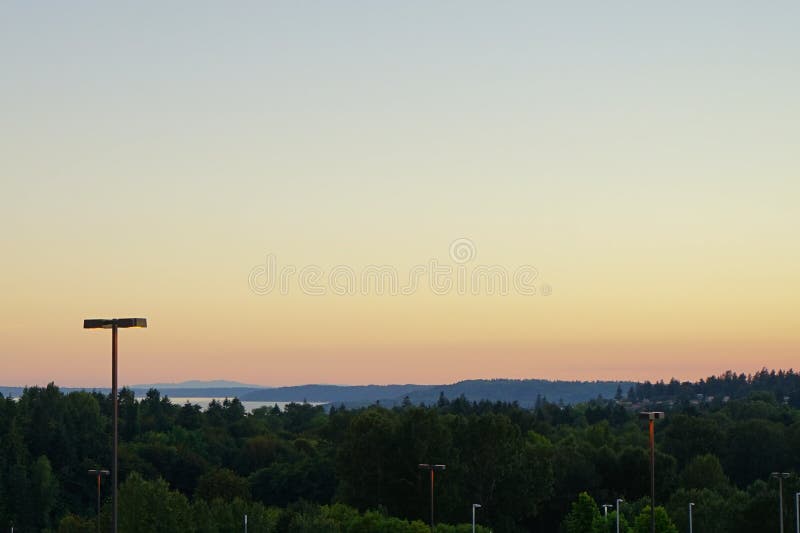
[169,397,326,412]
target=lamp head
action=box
[84,318,147,329]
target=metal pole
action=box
[472,505,475,533]
[96,473,101,533]
[689,502,693,533]
[779,477,784,533]
[244,513,248,533]
[650,419,655,533]
[112,323,118,533]
[616,499,622,533]
[430,469,435,532]
[795,492,799,533]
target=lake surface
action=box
[169,397,326,412]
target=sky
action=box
[1,2,798,387]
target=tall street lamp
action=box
[771,472,790,533]
[602,504,613,520]
[794,491,799,533]
[688,502,694,533]
[87,469,109,533]
[472,503,481,533]
[84,317,147,533]
[418,464,446,531]
[639,411,665,533]
[616,498,624,533]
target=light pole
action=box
[88,469,110,533]
[772,472,790,533]
[639,411,665,533]
[795,492,799,533]
[602,504,613,520]
[616,498,624,533]
[472,503,481,533]
[84,317,147,533]
[418,464,446,532]
[688,502,694,533]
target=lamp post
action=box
[794,492,799,533]
[688,502,694,533]
[602,504,613,520]
[616,498,624,533]
[771,472,790,533]
[639,411,665,533]
[87,469,110,533]
[472,504,481,533]
[418,464,446,531]
[84,317,147,533]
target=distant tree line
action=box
[627,368,800,406]
[1,369,799,532]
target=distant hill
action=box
[4,369,799,408]
[241,384,431,404]
[241,379,633,408]
[2,379,631,407]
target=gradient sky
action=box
[2,2,798,387]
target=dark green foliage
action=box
[1,371,800,532]
[631,506,678,533]
[196,468,250,502]
[562,491,600,533]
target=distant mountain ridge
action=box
[239,379,633,408]
[0,378,632,407]
[4,369,799,408]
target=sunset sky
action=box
[2,2,798,387]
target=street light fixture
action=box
[418,463,446,531]
[616,498,624,533]
[639,411,665,533]
[472,503,481,533]
[84,317,147,533]
[87,469,109,533]
[771,472,791,533]
[689,502,694,533]
[602,504,613,520]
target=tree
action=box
[679,454,730,493]
[28,455,59,530]
[591,510,629,533]
[667,487,744,533]
[57,513,95,533]
[196,467,250,502]
[336,408,400,511]
[631,506,678,533]
[724,419,789,486]
[562,492,601,533]
[661,414,723,468]
[117,472,192,532]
